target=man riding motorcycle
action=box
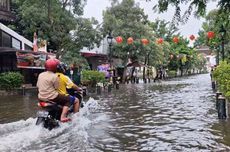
[36,59,72,122]
[56,62,82,113]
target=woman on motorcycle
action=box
[36,59,72,122]
[56,62,82,113]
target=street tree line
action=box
[198,5,230,100]
[103,0,207,77]
[7,0,211,74]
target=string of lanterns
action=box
[115,31,214,45]
[115,35,198,45]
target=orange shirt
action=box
[37,71,59,100]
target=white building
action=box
[80,38,108,54]
[0,23,33,50]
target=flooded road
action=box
[1,74,230,151]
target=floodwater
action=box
[1,74,230,151]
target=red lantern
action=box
[157,38,164,44]
[189,35,195,41]
[207,31,215,39]
[141,38,149,45]
[127,37,134,44]
[116,36,123,44]
[173,37,179,44]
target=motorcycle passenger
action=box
[56,62,82,113]
[36,59,71,122]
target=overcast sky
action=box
[83,0,218,38]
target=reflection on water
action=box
[0,93,38,124]
[1,74,230,151]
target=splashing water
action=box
[0,98,103,152]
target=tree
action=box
[62,17,102,64]
[60,0,87,16]
[103,0,158,82]
[195,9,230,62]
[151,0,230,24]
[102,0,152,61]
[11,0,76,53]
[72,17,102,50]
[148,19,179,41]
[9,0,102,66]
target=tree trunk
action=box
[122,66,127,84]
[143,56,147,82]
[48,0,51,23]
[62,0,68,10]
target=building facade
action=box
[0,0,14,22]
[196,45,216,71]
[0,23,54,86]
[0,23,33,50]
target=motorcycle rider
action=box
[36,59,71,122]
[56,62,82,113]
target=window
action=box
[0,30,2,47]
[0,0,9,11]
[12,37,21,49]
[24,44,32,51]
[2,31,11,47]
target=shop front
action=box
[0,48,55,86]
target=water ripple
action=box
[1,74,230,151]
[92,74,230,151]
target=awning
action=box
[17,66,45,70]
[81,52,107,58]
[0,47,55,56]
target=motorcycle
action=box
[35,89,85,130]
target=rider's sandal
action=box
[60,118,72,123]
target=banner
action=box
[16,51,47,69]
[97,64,110,78]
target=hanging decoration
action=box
[127,37,134,44]
[115,36,123,44]
[207,31,215,39]
[189,35,195,41]
[141,38,149,45]
[173,37,179,44]
[114,33,199,45]
[157,38,164,44]
[33,32,38,52]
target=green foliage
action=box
[62,50,88,67]
[81,70,106,87]
[0,72,24,90]
[11,0,75,51]
[168,56,179,71]
[148,19,178,41]
[9,0,101,64]
[167,37,200,73]
[195,9,229,62]
[102,0,152,62]
[213,61,230,98]
[152,0,230,23]
[167,70,177,77]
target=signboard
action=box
[16,51,47,69]
[97,64,110,78]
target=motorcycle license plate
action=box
[37,111,49,117]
